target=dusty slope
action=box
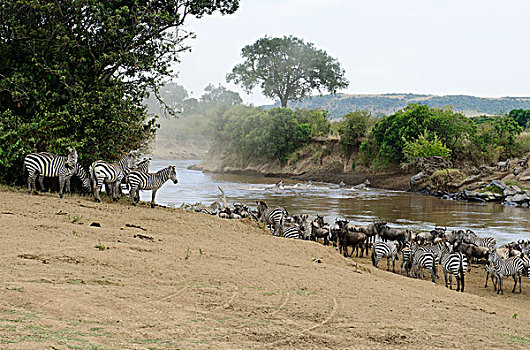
[1,188,530,349]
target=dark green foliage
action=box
[338,110,372,157]
[207,106,323,162]
[373,104,472,163]
[0,0,239,184]
[293,109,330,137]
[227,36,348,108]
[471,115,522,156]
[508,109,530,129]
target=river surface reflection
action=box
[138,159,530,244]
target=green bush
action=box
[403,131,452,162]
[338,110,372,157]
[373,104,472,163]
[207,106,318,163]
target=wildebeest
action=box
[453,239,490,271]
[339,226,367,258]
[378,223,409,249]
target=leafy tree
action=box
[144,83,190,116]
[207,106,316,162]
[293,109,330,137]
[373,104,473,163]
[0,0,239,184]
[508,109,530,129]
[227,35,349,107]
[338,110,372,157]
[200,84,243,110]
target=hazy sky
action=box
[175,0,530,105]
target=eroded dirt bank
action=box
[193,139,412,191]
[1,188,530,349]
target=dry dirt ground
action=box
[1,187,530,349]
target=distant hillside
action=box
[265,93,530,118]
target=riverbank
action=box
[192,138,413,191]
[1,187,530,349]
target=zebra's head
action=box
[121,152,137,170]
[75,165,92,191]
[168,165,178,184]
[67,147,78,169]
[488,248,498,264]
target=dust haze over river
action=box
[139,159,530,244]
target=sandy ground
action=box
[1,187,530,349]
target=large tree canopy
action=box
[0,0,239,184]
[226,35,349,108]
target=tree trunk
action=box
[280,95,288,108]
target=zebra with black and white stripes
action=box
[488,250,526,295]
[23,147,88,198]
[441,248,468,292]
[90,152,136,202]
[410,248,436,282]
[400,242,413,276]
[129,165,178,208]
[256,200,288,236]
[418,242,446,278]
[123,157,151,194]
[279,225,302,239]
[371,240,399,273]
[465,236,497,248]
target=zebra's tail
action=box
[458,253,465,291]
[89,164,97,190]
[371,246,376,266]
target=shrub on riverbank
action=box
[207,106,329,163]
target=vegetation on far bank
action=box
[151,81,530,173]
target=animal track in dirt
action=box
[265,293,339,347]
[268,280,291,316]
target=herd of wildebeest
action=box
[20,148,530,296]
[182,198,530,296]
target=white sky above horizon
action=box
[174,0,530,105]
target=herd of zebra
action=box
[22,148,178,208]
[185,198,530,296]
[21,148,530,296]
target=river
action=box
[137,159,530,244]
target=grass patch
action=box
[247,286,264,290]
[296,289,316,297]
[504,179,528,191]
[505,334,530,345]
[430,168,465,189]
[71,215,83,224]
[484,185,504,195]
[94,243,106,251]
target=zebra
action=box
[488,250,526,295]
[123,157,151,194]
[23,147,86,198]
[371,240,399,273]
[410,249,436,283]
[279,225,302,239]
[400,242,413,276]
[418,242,446,278]
[129,165,178,208]
[90,152,136,202]
[441,250,467,292]
[256,200,288,236]
[465,236,497,248]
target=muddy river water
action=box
[137,159,530,244]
